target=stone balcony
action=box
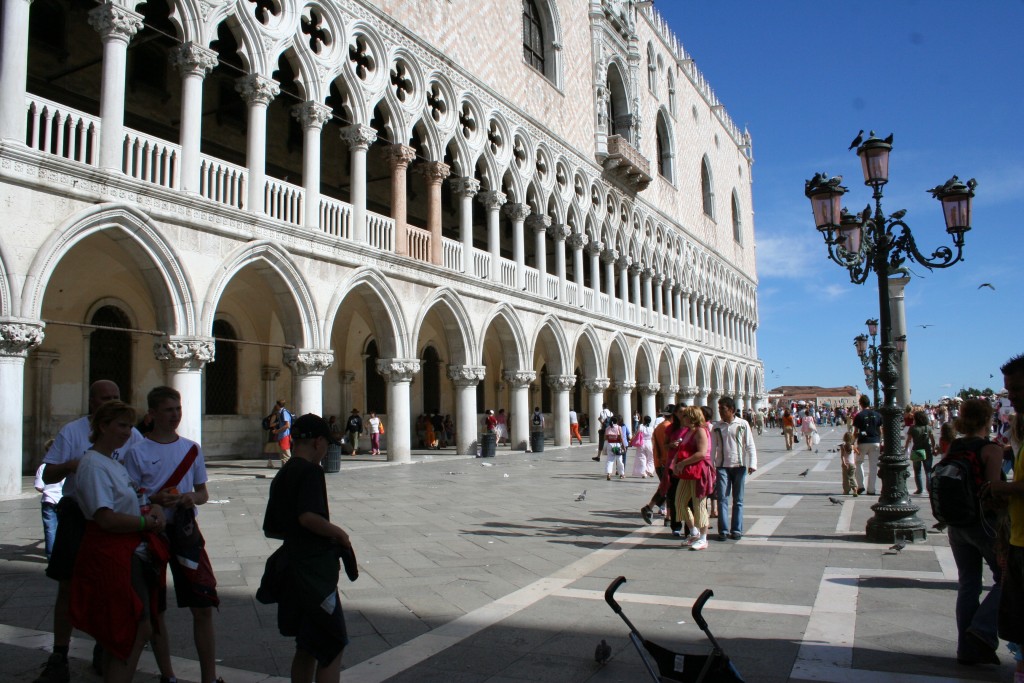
[602,135,652,192]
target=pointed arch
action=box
[701,155,715,219]
[410,287,477,366]
[325,267,410,359]
[478,302,528,369]
[572,324,604,380]
[532,315,571,377]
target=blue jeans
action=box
[948,521,1002,652]
[41,502,58,559]
[715,467,747,537]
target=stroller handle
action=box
[604,575,627,614]
[692,588,713,630]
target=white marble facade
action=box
[0,0,764,495]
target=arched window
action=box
[667,70,676,116]
[206,319,238,415]
[365,340,387,414]
[700,157,715,219]
[606,64,631,142]
[655,111,672,181]
[523,0,545,73]
[646,43,656,90]
[731,191,742,243]
[421,346,441,415]
[89,305,132,403]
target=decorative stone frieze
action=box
[292,101,333,131]
[502,369,536,387]
[235,74,280,107]
[340,124,377,149]
[88,3,143,43]
[547,374,577,391]
[447,364,487,386]
[172,42,218,78]
[0,319,44,357]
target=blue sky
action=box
[656,1,1024,403]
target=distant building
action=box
[769,386,859,410]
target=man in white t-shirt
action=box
[34,380,143,683]
[569,409,583,445]
[366,411,383,455]
[592,404,614,461]
[123,386,221,683]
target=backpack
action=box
[261,414,274,430]
[929,437,988,527]
[532,412,542,426]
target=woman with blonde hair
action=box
[668,406,713,551]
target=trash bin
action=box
[530,432,545,453]
[480,432,496,457]
[324,443,342,473]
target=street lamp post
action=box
[805,131,975,543]
[854,318,880,408]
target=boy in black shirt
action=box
[261,414,355,683]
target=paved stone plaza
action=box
[0,429,1012,682]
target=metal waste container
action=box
[530,432,545,453]
[324,443,342,473]
[479,432,496,457]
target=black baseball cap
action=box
[292,413,340,444]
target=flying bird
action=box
[917,324,934,329]
[575,489,587,502]
[848,130,864,150]
[978,283,995,290]
[828,496,844,505]
[595,639,612,664]
[888,540,907,554]
[798,469,809,477]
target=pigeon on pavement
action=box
[799,469,809,477]
[888,540,907,554]
[828,496,844,505]
[595,639,612,664]
[575,490,587,502]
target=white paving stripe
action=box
[552,587,812,616]
[746,494,802,510]
[746,515,784,537]
[835,499,856,533]
[813,458,832,472]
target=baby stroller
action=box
[604,576,745,682]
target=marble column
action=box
[587,241,603,312]
[642,269,654,327]
[503,370,535,451]
[602,249,617,310]
[661,383,680,411]
[388,144,417,256]
[617,255,630,316]
[451,177,480,274]
[153,336,215,444]
[31,350,60,466]
[340,124,377,242]
[89,3,144,171]
[418,161,451,265]
[504,203,531,289]
[696,387,710,409]
[448,365,486,455]
[681,386,698,407]
[614,381,636,423]
[0,320,44,495]
[527,215,551,293]
[0,0,31,143]
[552,224,569,302]
[292,101,332,229]
[236,74,280,213]
[262,366,281,414]
[689,295,698,339]
[888,276,912,408]
[652,274,664,331]
[376,359,420,462]
[284,348,334,417]
[548,374,576,447]
[568,232,588,307]
[630,263,643,322]
[479,191,506,282]
[584,378,610,444]
[173,43,218,193]
[638,383,660,421]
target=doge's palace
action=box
[0,0,763,495]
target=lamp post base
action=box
[865,502,928,544]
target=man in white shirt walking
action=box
[712,396,757,542]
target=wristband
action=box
[139,515,146,531]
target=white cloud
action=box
[754,233,821,279]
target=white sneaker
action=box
[681,532,700,547]
[690,539,709,551]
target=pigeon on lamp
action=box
[848,130,864,150]
[890,208,907,220]
[595,639,612,664]
[883,133,893,144]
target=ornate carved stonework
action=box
[567,232,589,250]
[614,381,637,393]
[153,336,215,371]
[551,223,571,241]
[284,349,335,376]
[664,384,680,396]
[172,42,219,78]
[547,374,577,391]
[628,263,642,277]
[415,160,451,184]
[478,190,507,211]
[502,203,532,223]
[447,364,486,386]
[235,74,280,107]
[292,101,333,130]
[387,144,417,170]
[583,378,611,393]
[450,177,481,198]
[600,248,619,264]
[586,240,604,256]
[680,386,699,399]
[88,3,143,43]
[638,382,660,396]
[526,214,552,234]
[340,124,377,149]
[0,319,44,358]
[376,358,420,383]
[502,369,536,387]
[616,254,631,270]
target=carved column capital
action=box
[615,381,637,393]
[478,190,507,211]
[638,382,661,397]
[0,318,44,358]
[284,348,335,377]
[551,223,571,241]
[172,42,218,78]
[376,358,421,383]
[88,3,143,44]
[386,144,416,170]
[628,263,643,277]
[586,240,604,256]
[292,101,333,131]
[502,369,536,387]
[616,254,631,270]
[235,74,280,107]
[600,248,619,264]
[652,273,665,286]
[447,364,487,387]
[526,214,552,234]
[153,336,215,371]
[450,177,481,198]
[641,267,654,280]
[547,374,577,391]
[415,160,451,185]
[583,377,610,393]
[340,124,377,150]
[664,383,681,396]
[567,232,589,250]
[502,202,532,223]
